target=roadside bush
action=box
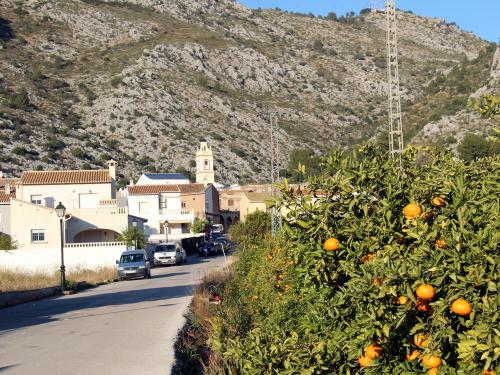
[458,133,499,161]
[0,234,17,250]
[207,144,499,374]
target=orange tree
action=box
[209,144,499,374]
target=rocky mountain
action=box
[0,0,497,185]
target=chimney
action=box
[107,159,117,180]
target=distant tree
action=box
[192,218,207,234]
[117,227,146,249]
[285,148,322,182]
[458,133,500,161]
[325,12,337,21]
[360,8,371,15]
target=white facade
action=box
[16,182,113,209]
[0,201,11,236]
[127,189,194,238]
[136,173,189,186]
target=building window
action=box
[31,195,42,205]
[204,160,210,170]
[139,202,150,214]
[31,229,45,243]
[159,194,167,209]
[228,199,234,207]
[181,201,187,208]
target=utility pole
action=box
[386,0,404,158]
[270,113,282,236]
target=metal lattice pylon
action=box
[386,0,404,158]
[270,113,282,236]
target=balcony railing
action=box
[70,206,128,216]
[159,209,194,216]
[65,241,127,248]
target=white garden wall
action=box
[0,244,128,275]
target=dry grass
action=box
[0,267,117,292]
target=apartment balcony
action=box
[158,209,195,223]
[70,206,128,216]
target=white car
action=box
[153,243,186,266]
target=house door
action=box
[79,193,99,208]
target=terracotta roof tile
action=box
[0,178,19,187]
[21,170,111,185]
[0,192,15,203]
[128,185,181,196]
[178,184,207,194]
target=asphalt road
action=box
[0,255,229,375]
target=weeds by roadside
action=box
[173,269,235,375]
[0,267,117,292]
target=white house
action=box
[136,173,190,186]
[127,184,195,241]
[8,160,145,249]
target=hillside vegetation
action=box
[0,0,497,184]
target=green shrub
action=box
[8,89,31,109]
[458,133,499,161]
[0,234,17,250]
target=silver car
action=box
[116,250,151,280]
[153,243,186,266]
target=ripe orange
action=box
[323,237,340,251]
[432,197,445,207]
[435,239,447,249]
[365,344,382,359]
[414,333,429,348]
[483,369,496,375]
[422,355,442,369]
[358,355,373,367]
[372,277,383,286]
[406,350,421,361]
[451,298,473,316]
[428,368,439,375]
[403,203,422,219]
[416,284,436,300]
[397,295,408,305]
[416,299,432,313]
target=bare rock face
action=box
[0,0,496,184]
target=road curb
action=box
[0,287,61,309]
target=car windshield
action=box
[120,254,144,263]
[156,245,176,252]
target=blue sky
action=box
[239,1,499,42]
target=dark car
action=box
[213,238,228,253]
[199,241,219,257]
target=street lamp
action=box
[131,218,138,250]
[163,220,170,243]
[55,202,66,292]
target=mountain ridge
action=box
[0,0,496,185]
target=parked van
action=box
[153,242,186,266]
[116,249,151,280]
